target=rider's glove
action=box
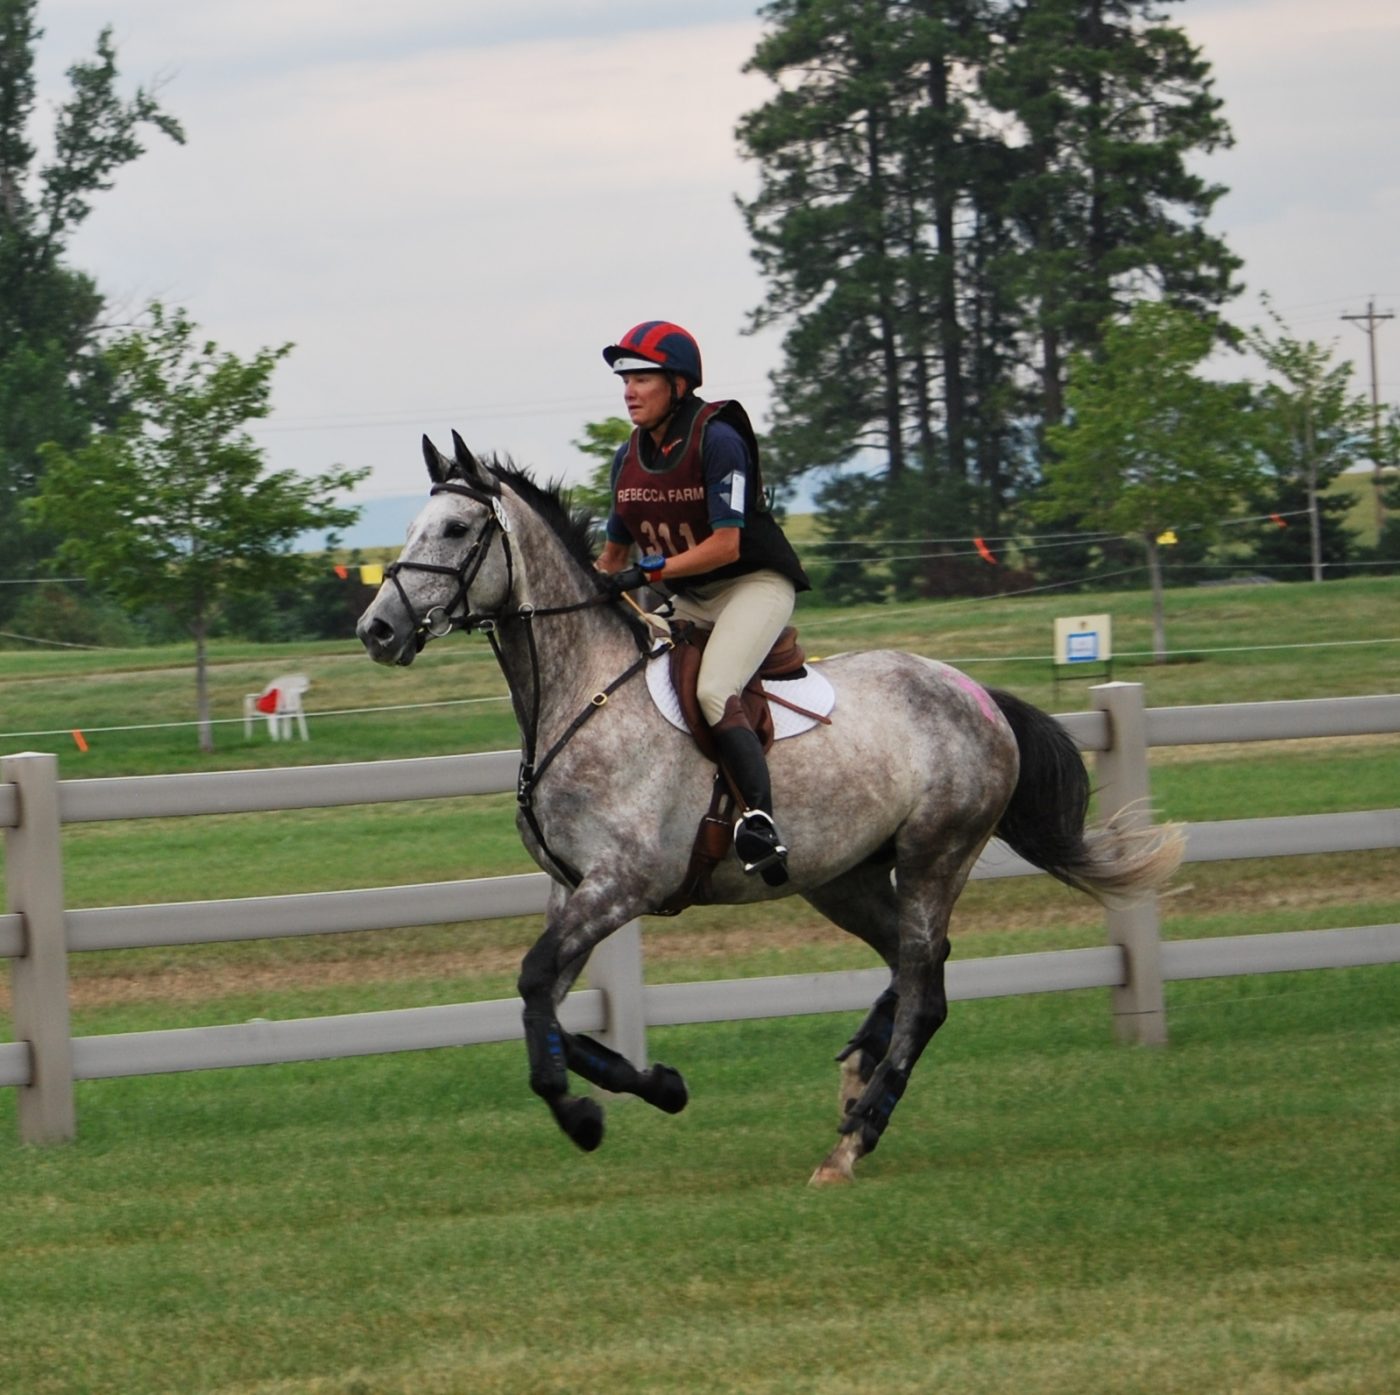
[603,555,665,595]
[603,565,649,595]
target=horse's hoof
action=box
[641,1063,689,1114]
[556,1096,605,1152]
[809,1136,860,1186]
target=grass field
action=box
[1,572,1397,778]
[0,575,1397,1393]
[1,970,1396,1394]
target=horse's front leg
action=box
[517,877,684,1151]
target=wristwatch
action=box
[639,553,666,576]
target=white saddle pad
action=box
[645,649,836,739]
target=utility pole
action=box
[1341,299,1394,532]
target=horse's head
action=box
[356,432,515,665]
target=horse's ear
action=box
[422,434,448,486]
[452,430,499,495]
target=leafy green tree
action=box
[1037,301,1258,659]
[0,0,184,614]
[1243,308,1368,580]
[569,416,631,517]
[26,305,366,750]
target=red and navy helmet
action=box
[602,321,703,387]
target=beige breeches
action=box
[667,569,797,727]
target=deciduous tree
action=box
[1244,307,1368,581]
[1037,301,1257,659]
[26,305,366,749]
[0,0,184,614]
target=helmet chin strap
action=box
[642,376,688,442]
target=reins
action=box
[390,478,666,889]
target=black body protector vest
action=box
[613,395,810,595]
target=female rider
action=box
[594,321,810,886]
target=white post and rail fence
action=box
[3,683,1398,1145]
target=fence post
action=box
[586,918,648,1069]
[3,752,76,1142]
[1089,683,1168,1047]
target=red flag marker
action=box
[72,730,89,753]
[973,537,997,565]
[1269,513,1287,528]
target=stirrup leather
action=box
[733,808,788,876]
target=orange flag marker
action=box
[973,537,997,565]
[72,730,89,753]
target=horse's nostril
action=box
[356,614,400,655]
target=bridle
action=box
[385,477,669,887]
[383,480,515,648]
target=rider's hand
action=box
[603,565,649,595]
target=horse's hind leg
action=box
[801,860,901,1126]
[812,856,968,1184]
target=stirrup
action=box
[734,809,789,883]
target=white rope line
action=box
[2,636,1397,743]
[0,629,106,649]
[0,695,512,740]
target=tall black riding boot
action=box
[712,696,789,887]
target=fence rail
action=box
[4,684,1399,1143]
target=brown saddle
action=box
[655,624,819,917]
[667,623,808,763]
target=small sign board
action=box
[1054,613,1112,667]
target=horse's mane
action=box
[478,456,651,649]
[485,456,600,572]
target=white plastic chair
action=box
[242,674,311,741]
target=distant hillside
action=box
[300,495,423,553]
[308,468,1382,557]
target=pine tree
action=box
[983,0,1240,427]
[737,0,1243,600]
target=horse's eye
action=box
[444,520,470,539]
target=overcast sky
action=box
[31,0,1400,537]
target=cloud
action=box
[61,16,776,499]
[42,0,1400,522]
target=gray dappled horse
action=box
[357,435,1183,1184]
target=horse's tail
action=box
[989,688,1184,907]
